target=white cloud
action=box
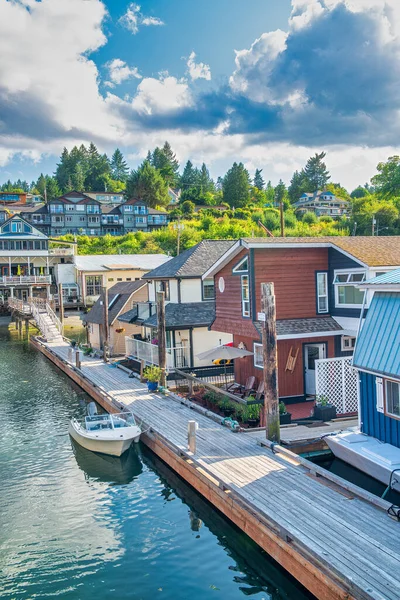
[131,74,193,115]
[119,3,164,35]
[186,51,211,81]
[105,58,141,87]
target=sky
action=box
[1,0,400,190]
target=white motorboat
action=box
[325,429,400,492]
[69,403,141,457]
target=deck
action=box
[32,337,400,600]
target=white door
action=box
[304,343,326,396]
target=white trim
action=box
[241,274,250,317]
[316,272,329,314]
[352,364,400,383]
[385,379,400,418]
[233,256,249,273]
[341,335,356,352]
[277,330,346,341]
[334,268,366,309]
[253,342,263,369]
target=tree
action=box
[125,160,170,208]
[274,180,287,206]
[371,156,400,199]
[288,170,307,203]
[181,200,195,216]
[303,152,330,191]
[351,186,369,198]
[199,163,214,194]
[222,162,250,208]
[180,160,197,189]
[151,141,180,187]
[55,147,71,192]
[253,168,265,190]
[111,149,129,182]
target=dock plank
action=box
[39,339,400,600]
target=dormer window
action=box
[11,221,22,233]
[233,256,249,273]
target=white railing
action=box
[315,356,359,415]
[9,296,63,339]
[125,338,190,370]
[8,297,31,314]
[0,275,52,285]
[48,247,75,256]
[45,300,63,336]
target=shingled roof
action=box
[143,302,215,329]
[84,280,147,325]
[254,316,343,338]
[242,236,400,267]
[143,240,236,279]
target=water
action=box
[0,326,314,600]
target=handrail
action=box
[45,301,63,336]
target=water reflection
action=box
[71,441,143,485]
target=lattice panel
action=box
[315,357,359,415]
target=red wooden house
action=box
[205,236,400,408]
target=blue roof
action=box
[353,292,400,379]
[365,268,400,285]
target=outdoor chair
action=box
[228,376,256,398]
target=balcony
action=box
[49,247,76,256]
[125,337,190,370]
[0,275,52,286]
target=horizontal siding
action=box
[253,247,328,319]
[233,334,335,399]
[360,372,400,446]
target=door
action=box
[304,343,326,396]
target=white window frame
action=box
[202,279,215,301]
[333,269,366,308]
[75,205,85,212]
[11,221,22,233]
[385,379,400,418]
[341,335,356,352]
[241,274,250,317]
[316,272,329,314]
[254,343,263,369]
[233,256,249,273]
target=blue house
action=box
[326,269,400,488]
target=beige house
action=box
[84,280,148,355]
[55,253,170,306]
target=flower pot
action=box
[279,412,292,425]
[246,418,259,427]
[147,381,158,392]
[314,404,336,421]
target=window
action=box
[254,343,263,368]
[155,280,170,301]
[108,278,114,282]
[88,216,99,224]
[136,216,146,224]
[124,205,133,212]
[126,278,132,281]
[85,275,102,296]
[79,216,86,222]
[316,272,328,313]
[75,205,85,212]
[50,204,63,213]
[66,216,72,222]
[65,205,75,212]
[203,279,215,300]
[386,380,400,418]
[87,204,100,214]
[11,221,22,232]
[241,275,250,317]
[233,256,249,273]
[341,336,356,351]
[334,271,366,307]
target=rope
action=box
[381,468,400,499]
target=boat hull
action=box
[68,421,141,457]
[326,430,400,492]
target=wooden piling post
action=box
[188,420,197,453]
[260,282,280,443]
[18,318,22,335]
[157,291,167,387]
[75,349,81,369]
[58,283,64,328]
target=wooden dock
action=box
[32,336,400,600]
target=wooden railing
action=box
[0,275,51,285]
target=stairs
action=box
[39,311,63,343]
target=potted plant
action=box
[314,395,337,421]
[143,365,162,392]
[279,401,292,425]
[244,403,260,427]
[70,339,77,348]
[219,396,235,417]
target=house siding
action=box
[360,371,400,447]
[328,247,363,318]
[233,333,335,400]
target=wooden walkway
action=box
[33,337,400,600]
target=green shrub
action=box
[302,211,318,224]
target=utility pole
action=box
[260,282,280,443]
[58,283,64,332]
[279,201,285,237]
[157,291,167,387]
[102,286,109,362]
[372,215,376,236]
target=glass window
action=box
[203,279,215,300]
[317,272,328,313]
[86,275,102,296]
[233,257,249,273]
[11,221,22,233]
[254,343,263,368]
[155,280,170,301]
[334,271,366,307]
[386,380,400,418]
[75,205,85,212]
[241,275,250,317]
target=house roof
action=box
[74,253,170,272]
[143,240,236,280]
[148,207,168,215]
[362,268,400,286]
[241,236,400,267]
[255,316,343,338]
[84,280,147,325]
[143,301,215,329]
[117,307,139,324]
[353,292,400,380]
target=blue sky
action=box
[1,0,400,190]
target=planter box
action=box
[246,418,260,428]
[279,412,292,425]
[314,404,337,421]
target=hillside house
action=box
[293,190,350,219]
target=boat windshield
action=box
[110,413,137,429]
[84,412,136,431]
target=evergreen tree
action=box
[303,152,330,191]
[111,149,129,182]
[288,170,307,203]
[55,147,71,192]
[125,160,170,208]
[199,163,214,194]
[151,141,179,187]
[180,160,197,189]
[350,186,369,199]
[253,168,265,190]
[265,180,275,204]
[274,179,287,206]
[222,162,250,208]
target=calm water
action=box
[0,326,314,600]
